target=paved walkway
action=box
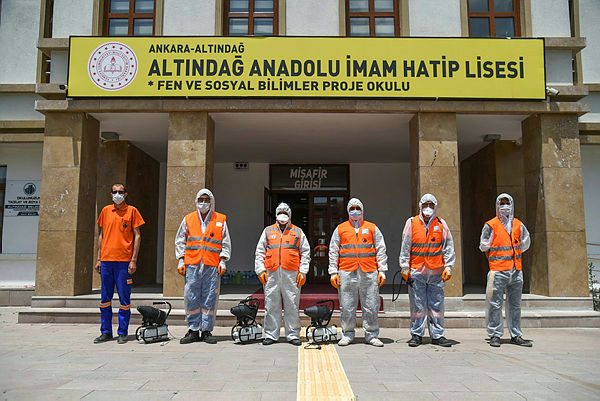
[1,307,599,400]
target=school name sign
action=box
[68,36,546,99]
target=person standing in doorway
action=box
[255,202,310,346]
[175,188,231,345]
[329,198,388,347]
[399,194,455,348]
[480,193,532,348]
[94,184,145,344]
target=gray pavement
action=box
[1,307,599,400]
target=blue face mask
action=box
[349,210,362,220]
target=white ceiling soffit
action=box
[91,112,527,164]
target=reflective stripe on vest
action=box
[486,216,522,271]
[184,211,226,267]
[264,224,302,271]
[337,221,378,273]
[409,216,445,270]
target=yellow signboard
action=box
[67,36,545,99]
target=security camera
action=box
[58,84,67,90]
[546,87,560,96]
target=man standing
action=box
[94,184,144,344]
[175,189,231,345]
[480,193,532,348]
[399,194,455,348]
[329,198,387,347]
[255,202,310,346]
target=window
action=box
[224,0,278,36]
[346,0,400,37]
[104,0,155,36]
[0,166,6,253]
[468,0,520,37]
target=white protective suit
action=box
[175,189,231,332]
[255,203,311,341]
[329,198,388,343]
[480,193,531,339]
[399,194,456,339]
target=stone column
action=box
[163,112,214,297]
[35,112,99,296]
[522,114,589,296]
[409,113,463,297]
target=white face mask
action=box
[112,193,125,204]
[422,207,434,218]
[197,201,210,213]
[276,214,289,224]
[349,210,362,220]
[499,205,511,216]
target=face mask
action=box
[349,210,362,220]
[499,205,511,216]
[422,207,434,218]
[112,193,125,204]
[197,202,210,213]
[276,214,289,224]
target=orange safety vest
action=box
[337,221,378,273]
[486,216,523,271]
[264,224,302,271]
[184,211,226,267]
[409,216,445,270]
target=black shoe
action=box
[431,336,452,347]
[93,333,113,343]
[117,335,127,344]
[201,331,217,344]
[288,339,302,346]
[489,336,501,347]
[408,334,422,347]
[180,329,200,344]
[511,336,532,347]
[262,338,277,345]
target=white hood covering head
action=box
[347,198,364,214]
[195,188,215,214]
[496,192,514,229]
[419,193,438,220]
[275,202,292,220]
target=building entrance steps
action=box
[18,284,600,328]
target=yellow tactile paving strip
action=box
[297,343,356,401]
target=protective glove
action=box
[258,271,268,286]
[296,272,306,288]
[442,267,452,282]
[377,272,386,287]
[218,260,226,277]
[401,266,410,282]
[330,274,340,289]
[177,259,186,277]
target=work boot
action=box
[489,336,501,347]
[510,336,532,347]
[408,334,422,347]
[431,336,452,347]
[262,338,277,345]
[180,329,200,344]
[117,335,128,344]
[288,339,302,346]
[201,331,217,344]
[93,333,113,344]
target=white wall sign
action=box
[4,180,41,217]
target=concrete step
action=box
[18,306,600,328]
[29,293,596,312]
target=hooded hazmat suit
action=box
[175,189,231,334]
[399,194,456,341]
[480,193,531,340]
[329,198,388,345]
[255,202,311,342]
